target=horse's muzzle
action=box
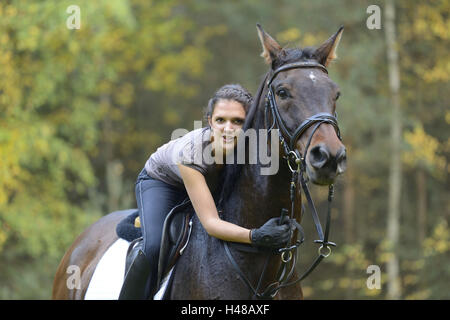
[306,144,347,185]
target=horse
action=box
[52,24,347,300]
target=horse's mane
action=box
[215,47,317,209]
[214,72,268,210]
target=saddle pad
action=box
[85,238,128,299]
[115,210,142,242]
[84,239,171,300]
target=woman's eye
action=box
[276,88,289,99]
[215,118,224,123]
[233,119,244,125]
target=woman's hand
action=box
[250,217,291,249]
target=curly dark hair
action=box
[203,84,253,125]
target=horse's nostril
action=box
[336,148,347,174]
[309,145,329,169]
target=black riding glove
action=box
[250,217,291,249]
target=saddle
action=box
[115,198,194,297]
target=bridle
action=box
[265,61,341,155]
[222,60,343,299]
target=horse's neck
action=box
[224,96,298,228]
[241,163,292,221]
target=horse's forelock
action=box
[272,47,317,69]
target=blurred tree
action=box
[385,0,402,300]
[0,0,448,300]
[0,0,222,298]
[396,0,449,300]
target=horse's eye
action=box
[335,92,341,101]
[276,88,290,100]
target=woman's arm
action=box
[178,164,251,244]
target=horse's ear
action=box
[256,23,282,65]
[314,26,344,67]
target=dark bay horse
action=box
[52,24,346,300]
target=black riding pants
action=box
[135,168,187,296]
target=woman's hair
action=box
[203,84,253,125]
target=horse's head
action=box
[257,24,347,185]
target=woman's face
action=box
[208,99,246,155]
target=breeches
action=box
[135,169,187,267]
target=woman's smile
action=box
[222,135,235,143]
[208,99,246,154]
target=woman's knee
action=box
[143,240,160,260]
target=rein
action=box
[222,61,342,299]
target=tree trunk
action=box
[416,169,427,244]
[343,164,355,244]
[343,163,355,299]
[385,0,402,300]
[100,93,116,213]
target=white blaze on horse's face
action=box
[209,99,246,156]
[309,71,317,83]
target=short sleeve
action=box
[177,141,207,175]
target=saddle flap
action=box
[169,210,190,244]
[157,197,193,288]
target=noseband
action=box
[222,61,343,299]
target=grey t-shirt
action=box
[145,127,221,190]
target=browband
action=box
[267,61,328,86]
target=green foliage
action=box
[0,0,221,298]
[0,0,448,299]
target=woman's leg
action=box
[135,174,187,298]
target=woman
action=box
[119,84,291,300]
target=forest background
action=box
[0,0,448,299]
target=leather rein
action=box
[222,61,342,299]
